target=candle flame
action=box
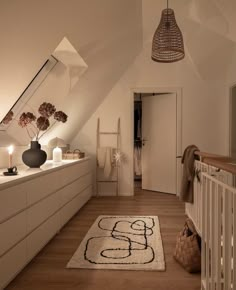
[8,145,14,154]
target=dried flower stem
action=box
[26,127,34,139]
[38,120,57,140]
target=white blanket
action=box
[97,147,114,178]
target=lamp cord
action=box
[167,0,169,26]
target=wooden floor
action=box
[6,187,201,290]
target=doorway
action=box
[132,88,182,195]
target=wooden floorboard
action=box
[6,188,201,290]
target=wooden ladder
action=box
[96,118,121,197]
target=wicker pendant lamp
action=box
[151,0,185,63]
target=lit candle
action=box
[53,146,62,162]
[7,145,14,168]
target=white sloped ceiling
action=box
[0,0,143,145]
[1,0,236,146]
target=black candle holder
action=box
[3,166,18,176]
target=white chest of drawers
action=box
[0,158,92,289]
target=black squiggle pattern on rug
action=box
[84,216,155,265]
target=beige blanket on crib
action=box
[180,145,199,203]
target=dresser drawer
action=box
[26,212,60,261]
[60,185,92,227]
[61,160,90,185]
[27,191,60,232]
[60,173,92,207]
[26,170,63,206]
[0,211,27,257]
[0,239,27,289]
[0,184,27,223]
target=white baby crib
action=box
[186,160,236,290]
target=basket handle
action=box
[185,219,198,234]
[182,221,198,237]
[64,150,73,159]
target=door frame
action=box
[130,87,183,196]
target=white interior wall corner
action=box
[71,37,230,196]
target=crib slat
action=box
[233,194,236,289]
[201,175,206,286]
[215,184,222,290]
[223,188,232,290]
[195,178,198,229]
[210,182,216,290]
[206,179,211,290]
[199,171,202,234]
[209,181,213,290]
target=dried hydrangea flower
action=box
[36,116,50,131]
[1,110,14,125]
[18,112,36,128]
[54,111,68,123]
[38,102,56,118]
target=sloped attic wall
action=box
[0,0,142,167]
[0,0,142,143]
[71,0,231,196]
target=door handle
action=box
[142,139,148,146]
[176,156,182,159]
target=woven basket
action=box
[63,149,85,160]
[173,218,201,273]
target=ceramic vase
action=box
[22,141,47,168]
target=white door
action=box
[142,93,177,194]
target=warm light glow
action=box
[7,145,14,168]
[8,145,14,155]
[53,146,62,162]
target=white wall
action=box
[0,0,142,142]
[1,0,233,181]
[71,40,229,196]
[71,0,233,196]
[0,0,142,168]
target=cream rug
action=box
[67,215,165,271]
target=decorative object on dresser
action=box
[7,145,14,168]
[2,145,18,176]
[63,149,85,160]
[1,102,68,168]
[67,215,165,271]
[3,166,18,176]
[22,141,47,168]
[48,137,67,163]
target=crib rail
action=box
[185,160,236,290]
[186,161,235,235]
[201,172,236,290]
[185,161,207,234]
